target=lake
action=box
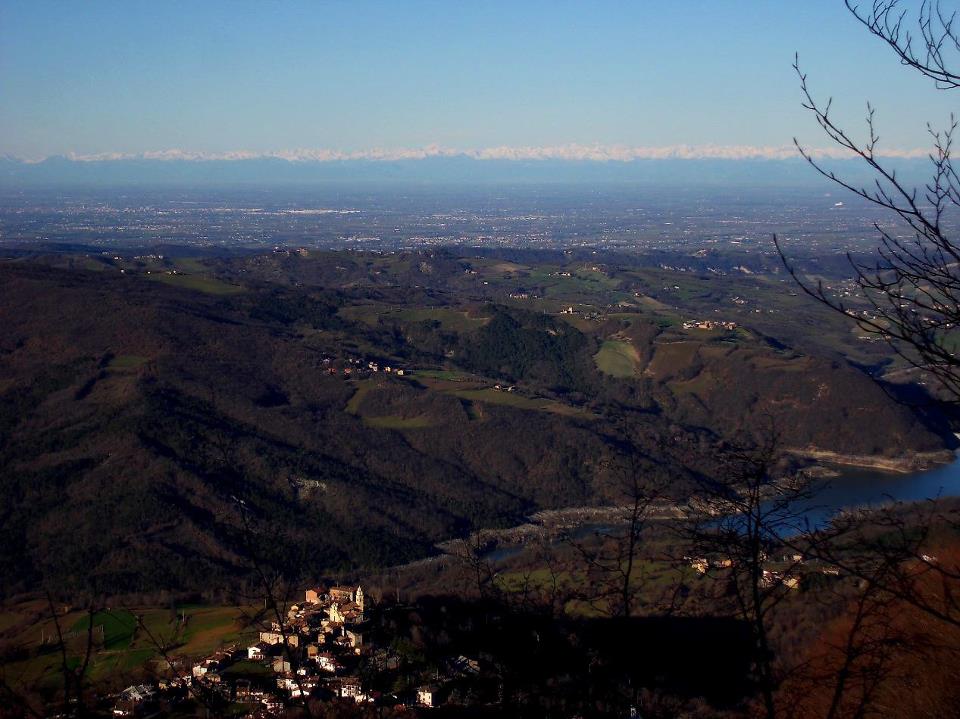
[793,452,960,528]
[482,453,960,562]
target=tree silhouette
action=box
[777,1,960,401]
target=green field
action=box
[451,388,545,408]
[594,340,640,378]
[450,388,591,418]
[79,257,109,272]
[345,380,374,414]
[71,609,137,650]
[2,603,256,693]
[345,380,436,429]
[495,568,575,593]
[338,305,387,326]
[573,267,621,290]
[152,273,244,295]
[177,605,254,655]
[392,308,490,332]
[498,559,683,618]
[412,369,472,382]
[340,305,489,332]
[173,258,206,273]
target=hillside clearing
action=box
[594,339,640,378]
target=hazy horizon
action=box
[2,1,954,161]
[0,153,937,190]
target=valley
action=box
[0,244,953,601]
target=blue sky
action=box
[0,1,954,159]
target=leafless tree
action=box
[848,0,960,89]
[131,610,233,718]
[773,0,960,637]
[776,1,960,402]
[562,455,673,619]
[233,500,318,716]
[778,571,908,719]
[790,498,960,630]
[680,433,816,719]
[0,596,101,719]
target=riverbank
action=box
[432,502,682,563]
[787,447,955,474]
[391,452,960,578]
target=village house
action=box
[262,695,285,712]
[247,642,269,660]
[119,684,155,703]
[338,676,362,699]
[316,651,341,673]
[260,630,282,645]
[321,618,343,634]
[682,319,737,331]
[690,556,734,573]
[329,601,364,625]
[304,586,326,604]
[327,677,367,702]
[260,630,299,647]
[761,569,800,589]
[328,585,362,605]
[327,585,365,625]
[260,631,300,647]
[417,685,440,707]
[290,678,318,699]
[276,674,298,692]
[192,658,219,679]
[112,684,156,717]
[333,632,352,649]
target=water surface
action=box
[792,453,960,528]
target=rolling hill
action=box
[0,250,951,599]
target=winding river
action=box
[456,453,960,565]
[790,452,960,528]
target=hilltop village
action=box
[103,544,865,717]
[111,584,488,717]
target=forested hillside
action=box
[0,250,951,599]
